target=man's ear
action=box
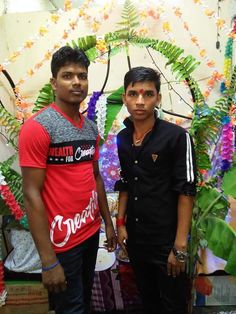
[122,93,126,106]
[157,93,162,106]
[50,77,56,91]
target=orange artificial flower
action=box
[69,21,77,30]
[191,36,198,44]
[0,64,4,72]
[183,22,189,31]
[174,7,182,18]
[34,62,43,70]
[62,31,69,39]
[207,60,215,67]
[24,40,34,49]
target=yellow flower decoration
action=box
[216,19,225,29]
[199,49,206,57]
[96,40,107,53]
[64,0,72,11]
[163,22,171,33]
[27,69,34,76]
[92,22,100,33]
[50,14,60,23]
[44,51,52,60]
[39,27,48,36]
[9,51,21,62]
[204,9,214,17]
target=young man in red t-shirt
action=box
[19,46,116,314]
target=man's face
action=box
[51,62,88,105]
[122,81,161,121]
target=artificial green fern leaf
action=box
[129,36,156,47]
[85,47,99,62]
[68,35,97,51]
[0,104,21,144]
[33,83,55,113]
[116,0,140,35]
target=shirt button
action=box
[134,160,138,164]
[134,197,138,200]
[134,177,138,181]
[135,218,139,222]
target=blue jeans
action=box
[48,231,99,314]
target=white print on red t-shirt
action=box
[50,190,98,247]
[74,145,95,161]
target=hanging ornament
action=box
[87,91,102,121]
[95,94,107,140]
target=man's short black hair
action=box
[124,66,161,93]
[51,46,90,78]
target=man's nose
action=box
[72,76,81,85]
[136,94,144,105]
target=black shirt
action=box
[114,113,196,247]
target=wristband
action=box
[42,259,60,272]
[116,217,126,228]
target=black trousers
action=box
[48,231,99,314]
[127,244,189,314]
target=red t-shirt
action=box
[19,104,101,253]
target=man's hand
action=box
[104,224,117,252]
[167,249,186,278]
[117,225,128,256]
[42,263,67,293]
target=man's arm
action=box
[117,191,128,253]
[167,194,194,277]
[93,161,116,252]
[175,194,194,251]
[22,167,67,293]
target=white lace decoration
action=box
[96,94,107,140]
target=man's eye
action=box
[128,92,136,97]
[146,92,154,97]
[63,74,71,79]
[79,74,87,80]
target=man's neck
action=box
[55,101,81,123]
[133,115,155,134]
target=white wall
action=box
[0,0,235,162]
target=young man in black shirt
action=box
[115,66,196,314]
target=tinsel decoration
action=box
[87,91,102,121]
[221,116,233,172]
[95,94,107,140]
